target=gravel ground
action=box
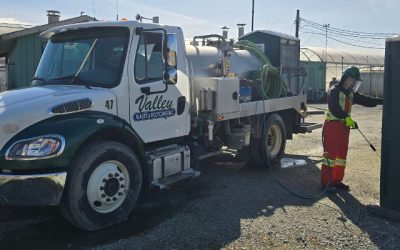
[1,104,400,249]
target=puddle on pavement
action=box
[279,158,309,169]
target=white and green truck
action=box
[0,20,319,230]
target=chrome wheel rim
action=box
[87,160,130,213]
[267,124,283,157]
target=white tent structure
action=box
[300,47,384,98]
[300,46,384,66]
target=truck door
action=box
[129,28,190,143]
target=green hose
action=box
[235,40,288,99]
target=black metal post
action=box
[251,0,255,31]
[295,10,300,38]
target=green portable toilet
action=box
[368,36,400,221]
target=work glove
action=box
[345,116,356,129]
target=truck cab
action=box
[0,20,316,230]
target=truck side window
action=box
[134,32,163,84]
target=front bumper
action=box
[0,171,67,206]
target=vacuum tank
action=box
[185,35,291,114]
[185,44,262,79]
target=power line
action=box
[301,29,385,46]
[301,24,391,41]
[327,36,385,49]
[301,31,384,49]
[301,21,390,39]
[299,17,389,50]
[301,18,397,36]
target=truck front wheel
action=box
[60,141,143,231]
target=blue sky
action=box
[0,0,398,53]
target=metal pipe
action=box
[200,88,206,110]
[205,89,214,110]
[207,120,214,141]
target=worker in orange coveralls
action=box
[321,66,382,192]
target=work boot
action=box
[333,182,350,191]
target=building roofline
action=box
[0,15,95,41]
[240,30,300,41]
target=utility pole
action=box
[92,0,96,19]
[323,24,330,63]
[341,56,344,73]
[251,0,255,31]
[295,10,300,38]
[116,0,119,21]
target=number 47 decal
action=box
[105,100,114,110]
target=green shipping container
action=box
[7,34,48,89]
[300,61,326,102]
[0,15,94,91]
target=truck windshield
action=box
[34,27,129,88]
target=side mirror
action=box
[164,68,177,85]
[164,34,178,85]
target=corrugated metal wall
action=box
[359,70,384,98]
[300,61,326,102]
[7,33,47,89]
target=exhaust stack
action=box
[221,26,229,39]
[47,10,60,24]
[237,24,246,38]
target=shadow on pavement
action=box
[328,190,400,249]
[0,153,329,249]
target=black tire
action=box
[59,140,143,231]
[247,114,286,167]
[236,137,263,166]
[236,146,251,163]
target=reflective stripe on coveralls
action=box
[322,157,335,167]
[322,157,346,168]
[335,158,346,167]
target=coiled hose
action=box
[235,40,288,99]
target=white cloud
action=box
[0,17,31,26]
[363,0,398,10]
[116,0,217,24]
[106,0,221,37]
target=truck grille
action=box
[51,98,92,114]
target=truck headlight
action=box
[5,135,65,160]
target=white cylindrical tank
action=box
[185,44,261,79]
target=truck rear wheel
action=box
[240,114,286,167]
[59,140,142,231]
